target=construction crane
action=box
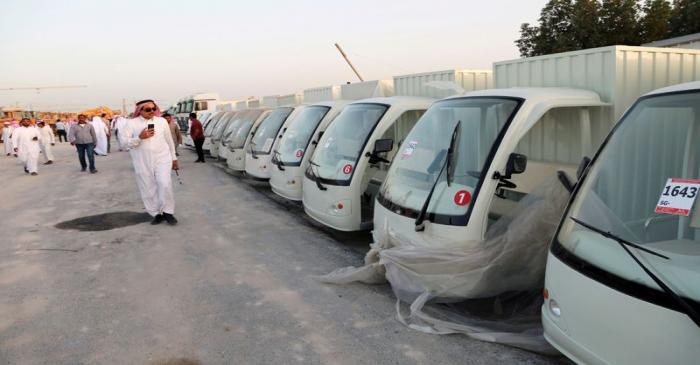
[334,43,364,82]
[0,85,87,94]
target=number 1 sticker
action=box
[454,190,472,206]
[655,178,700,216]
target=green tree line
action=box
[516,0,700,57]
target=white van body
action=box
[269,100,350,200]
[244,93,304,179]
[226,110,272,171]
[302,96,433,231]
[543,81,700,365]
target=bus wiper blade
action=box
[446,120,461,186]
[570,217,700,328]
[415,121,461,232]
[308,160,327,191]
[571,217,668,259]
[272,150,285,171]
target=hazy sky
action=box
[0,0,546,112]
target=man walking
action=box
[12,118,41,175]
[68,114,98,173]
[120,100,179,225]
[55,119,67,142]
[2,122,13,156]
[190,113,205,163]
[36,120,55,164]
[163,113,183,156]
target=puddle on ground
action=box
[55,211,151,231]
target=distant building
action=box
[644,32,700,50]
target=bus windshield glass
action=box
[378,97,520,223]
[277,106,330,165]
[557,90,700,304]
[312,103,388,183]
[250,107,294,154]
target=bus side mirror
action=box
[505,153,527,177]
[374,138,394,153]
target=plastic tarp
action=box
[319,176,570,354]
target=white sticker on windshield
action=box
[324,137,333,149]
[655,178,700,216]
[262,138,274,151]
[401,140,419,160]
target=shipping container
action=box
[340,80,394,100]
[393,69,492,99]
[277,93,304,107]
[303,85,341,104]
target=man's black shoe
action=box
[151,214,164,225]
[163,213,178,226]
[90,169,98,174]
[44,160,53,165]
[81,167,87,172]
[24,168,29,173]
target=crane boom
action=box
[334,43,364,82]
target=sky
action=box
[0,0,547,112]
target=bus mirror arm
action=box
[577,156,591,180]
[492,153,527,198]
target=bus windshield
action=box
[250,107,294,154]
[557,90,700,304]
[277,105,331,165]
[378,97,520,223]
[311,103,388,183]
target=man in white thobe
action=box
[36,120,56,164]
[91,116,109,156]
[114,115,128,151]
[2,122,14,156]
[120,100,179,225]
[12,118,42,175]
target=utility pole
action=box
[334,43,364,82]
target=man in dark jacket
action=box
[189,113,205,163]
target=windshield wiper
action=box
[570,217,700,327]
[415,121,461,232]
[249,141,258,159]
[272,150,285,171]
[308,160,327,191]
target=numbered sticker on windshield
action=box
[401,140,418,160]
[295,149,304,158]
[655,178,700,216]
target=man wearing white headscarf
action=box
[2,122,14,156]
[120,100,179,225]
[12,118,42,175]
[91,115,109,156]
[36,120,55,164]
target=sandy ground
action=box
[0,141,567,365]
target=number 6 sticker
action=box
[655,178,700,216]
[343,164,353,175]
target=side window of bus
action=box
[195,101,208,111]
[377,110,426,171]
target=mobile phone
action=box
[147,124,154,130]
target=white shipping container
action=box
[261,96,278,108]
[393,69,493,99]
[303,85,341,103]
[277,93,304,106]
[494,45,700,164]
[644,32,700,50]
[216,100,237,111]
[340,80,394,100]
[247,99,260,109]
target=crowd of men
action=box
[0,105,206,226]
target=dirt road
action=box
[0,141,564,365]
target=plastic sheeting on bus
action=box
[319,176,570,354]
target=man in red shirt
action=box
[189,112,205,163]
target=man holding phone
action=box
[120,100,179,225]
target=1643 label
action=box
[655,178,700,216]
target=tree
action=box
[600,0,641,45]
[669,0,700,37]
[515,0,574,56]
[639,0,672,43]
[516,23,540,57]
[570,0,603,48]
